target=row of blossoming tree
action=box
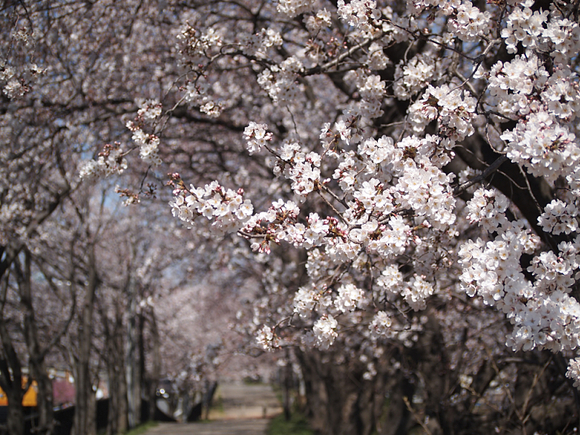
[5,0,580,433]
[81,0,580,433]
[0,1,262,434]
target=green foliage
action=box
[267,412,315,435]
[212,392,224,414]
[123,421,158,435]
[242,375,264,385]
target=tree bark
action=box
[138,312,145,422]
[147,310,160,422]
[296,348,385,435]
[72,243,98,435]
[14,251,55,435]
[126,272,141,429]
[0,351,24,435]
[101,299,128,435]
[0,273,25,435]
[283,347,292,421]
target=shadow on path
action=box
[142,382,282,435]
[143,420,270,435]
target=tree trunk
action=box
[115,363,129,434]
[138,312,145,422]
[283,347,292,421]
[147,310,160,422]
[15,252,55,435]
[296,348,384,435]
[375,376,415,435]
[0,275,25,435]
[72,243,98,435]
[0,357,24,435]
[126,273,141,429]
[202,381,218,421]
[105,353,128,435]
[4,388,25,435]
[103,302,128,435]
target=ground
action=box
[143,382,282,435]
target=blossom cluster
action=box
[402,275,434,311]
[277,0,316,18]
[364,42,390,70]
[240,28,283,58]
[257,57,304,105]
[502,110,579,183]
[538,199,579,235]
[305,9,332,34]
[256,325,280,350]
[501,0,580,61]
[79,143,128,180]
[566,357,580,388]
[137,98,162,121]
[335,283,367,313]
[352,71,386,119]
[466,188,509,232]
[274,142,322,196]
[393,53,438,100]
[368,311,392,338]
[409,83,477,142]
[170,180,254,234]
[183,80,224,118]
[242,199,300,253]
[177,23,222,59]
[337,0,383,38]
[487,54,548,120]
[459,195,580,355]
[447,1,492,42]
[293,285,321,318]
[408,0,491,41]
[376,264,403,298]
[334,134,456,232]
[126,121,162,166]
[312,315,338,350]
[0,35,42,99]
[243,122,273,155]
[0,62,30,99]
[486,51,580,123]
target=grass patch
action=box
[267,412,314,435]
[210,391,224,414]
[243,376,264,385]
[123,421,158,435]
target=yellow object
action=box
[0,378,38,407]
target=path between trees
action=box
[143,382,282,435]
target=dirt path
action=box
[142,382,282,435]
[142,420,270,435]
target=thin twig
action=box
[454,155,508,196]
[403,396,433,435]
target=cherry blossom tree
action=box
[0,1,184,433]
[6,0,580,433]
[85,0,580,433]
